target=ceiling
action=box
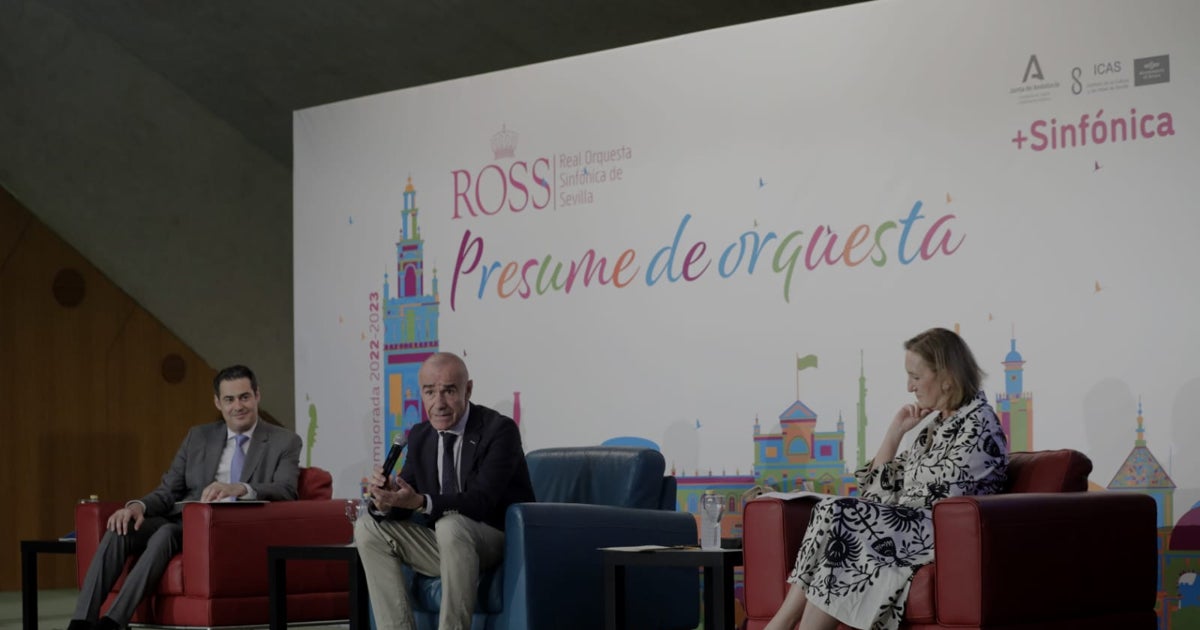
[40,0,867,166]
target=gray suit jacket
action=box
[139,419,302,517]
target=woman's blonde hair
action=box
[904,327,985,409]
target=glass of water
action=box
[700,493,725,549]
[344,496,368,544]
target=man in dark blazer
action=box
[68,365,302,630]
[356,352,535,630]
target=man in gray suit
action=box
[68,365,302,630]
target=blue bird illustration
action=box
[758,177,766,189]
[582,167,588,176]
[348,216,354,225]
[695,419,702,429]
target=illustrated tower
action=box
[382,178,440,450]
[856,350,868,468]
[995,334,1033,451]
[1107,399,1176,528]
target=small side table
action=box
[267,544,369,629]
[21,539,77,630]
[602,547,743,630]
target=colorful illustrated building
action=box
[1108,400,1176,527]
[995,335,1033,452]
[382,178,440,451]
[673,357,863,622]
[1102,400,1186,629]
[675,364,861,541]
[1164,504,1200,628]
[753,404,857,496]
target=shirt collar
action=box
[227,420,258,441]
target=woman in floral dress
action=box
[764,328,1009,630]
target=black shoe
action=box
[95,617,121,630]
[66,621,94,630]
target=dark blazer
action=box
[388,403,534,531]
[139,419,303,517]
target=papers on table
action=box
[753,491,840,502]
[600,544,699,552]
[178,499,270,505]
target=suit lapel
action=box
[459,408,483,489]
[203,423,227,484]
[420,426,439,491]
[241,422,269,482]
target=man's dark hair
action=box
[213,364,259,395]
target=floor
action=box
[0,590,75,630]
[0,590,350,630]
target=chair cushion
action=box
[160,556,186,595]
[298,466,333,500]
[904,565,936,623]
[526,446,666,508]
[1006,449,1092,493]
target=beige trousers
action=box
[354,514,506,630]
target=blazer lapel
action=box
[240,423,269,482]
[459,409,483,489]
[203,424,227,485]
[421,427,440,492]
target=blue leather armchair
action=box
[404,446,700,630]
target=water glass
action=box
[344,497,368,544]
[700,493,725,549]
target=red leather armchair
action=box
[75,467,353,627]
[742,449,1159,630]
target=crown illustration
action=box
[491,124,518,160]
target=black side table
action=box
[602,547,743,630]
[267,543,369,629]
[21,539,77,630]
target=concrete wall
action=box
[0,0,295,425]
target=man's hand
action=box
[201,481,248,502]
[107,503,145,535]
[366,465,422,512]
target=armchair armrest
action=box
[933,492,1157,626]
[181,500,352,598]
[499,502,699,630]
[75,501,124,587]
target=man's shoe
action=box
[95,617,121,630]
[66,621,94,630]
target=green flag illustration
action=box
[796,354,819,371]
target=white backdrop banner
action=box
[294,0,1199,521]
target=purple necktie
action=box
[230,434,249,483]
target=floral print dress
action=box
[786,392,1008,630]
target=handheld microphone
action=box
[380,433,409,479]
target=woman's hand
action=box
[869,403,930,471]
[890,403,929,437]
